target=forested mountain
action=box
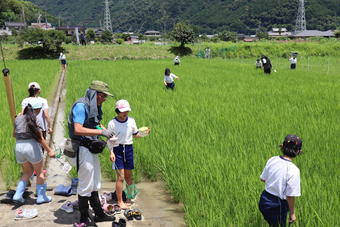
[27,0,340,34]
[0,0,56,27]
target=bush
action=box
[101,30,113,43]
[18,28,66,58]
[218,31,238,42]
[115,38,124,45]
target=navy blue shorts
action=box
[166,82,175,89]
[61,59,67,65]
[259,190,288,227]
[113,144,134,170]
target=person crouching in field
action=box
[261,55,272,74]
[259,135,302,226]
[12,99,55,205]
[174,56,181,66]
[256,59,262,69]
[107,100,151,209]
[164,68,179,90]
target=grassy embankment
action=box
[65,57,340,226]
[1,39,340,60]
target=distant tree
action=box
[101,30,113,43]
[86,29,95,41]
[115,33,130,41]
[256,31,269,40]
[115,38,124,45]
[218,31,238,42]
[170,22,197,47]
[19,28,66,53]
[334,30,340,38]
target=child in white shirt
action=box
[259,135,302,226]
[107,99,150,209]
[164,68,179,90]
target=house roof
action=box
[145,30,160,34]
[293,30,335,37]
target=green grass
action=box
[65,57,340,226]
[0,60,60,188]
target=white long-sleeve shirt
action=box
[164,73,178,83]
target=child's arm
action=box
[39,133,55,158]
[287,196,296,223]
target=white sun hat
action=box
[115,99,131,112]
[28,82,41,90]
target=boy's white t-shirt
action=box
[164,73,178,83]
[260,156,301,200]
[107,117,138,150]
[21,97,49,131]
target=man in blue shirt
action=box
[68,80,115,226]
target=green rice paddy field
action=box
[1,57,339,226]
[66,57,340,226]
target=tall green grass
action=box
[66,57,340,226]
[0,60,59,188]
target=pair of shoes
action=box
[103,203,121,215]
[54,184,72,196]
[60,201,74,213]
[72,200,79,209]
[93,213,115,222]
[124,208,142,221]
[112,218,126,227]
[14,208,38,220]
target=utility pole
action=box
[295,0,306,32]
[103,0,112,32]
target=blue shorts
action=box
[259,190,288,227]
[113,144,134,170]
[61,59,67,65]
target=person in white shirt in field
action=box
[107,100,150,209]
[174,56,181,66]
[259,135,302,227]
[289,56,297,69]
[163,68,180,90]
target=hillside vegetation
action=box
[0,0,56,26]
[27,0,340,33]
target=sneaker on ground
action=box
[60,201,74,213]
[15,208,38,220]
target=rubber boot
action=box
[12,180,27,204]
[89,191,115,222]
[36,184,52,204]
[78,195,97,227]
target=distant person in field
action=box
[174,56,181,66]
[261,55,272,74]
[59,52,67,70]
[107,99,151,209]
[256,59,262,69]
[12,99,55,205]
[80,33,87,46]
[289,56,297,69]
[259,135,302,227]
[164,68,179,90]
[205,47,211,58]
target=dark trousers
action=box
[290,64,296,69]
[264,66,271,74]
[165,82,175,89]
[259,190,288,227]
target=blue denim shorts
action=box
[112,144,134,170]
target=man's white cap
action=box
[28,82,41,90]
[28,98,43,109]
[115,99,131,112]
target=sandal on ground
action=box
[15,208,38,220]
[132,208,142,220]
[124,209,134,221]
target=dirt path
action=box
[0,70,185,227]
